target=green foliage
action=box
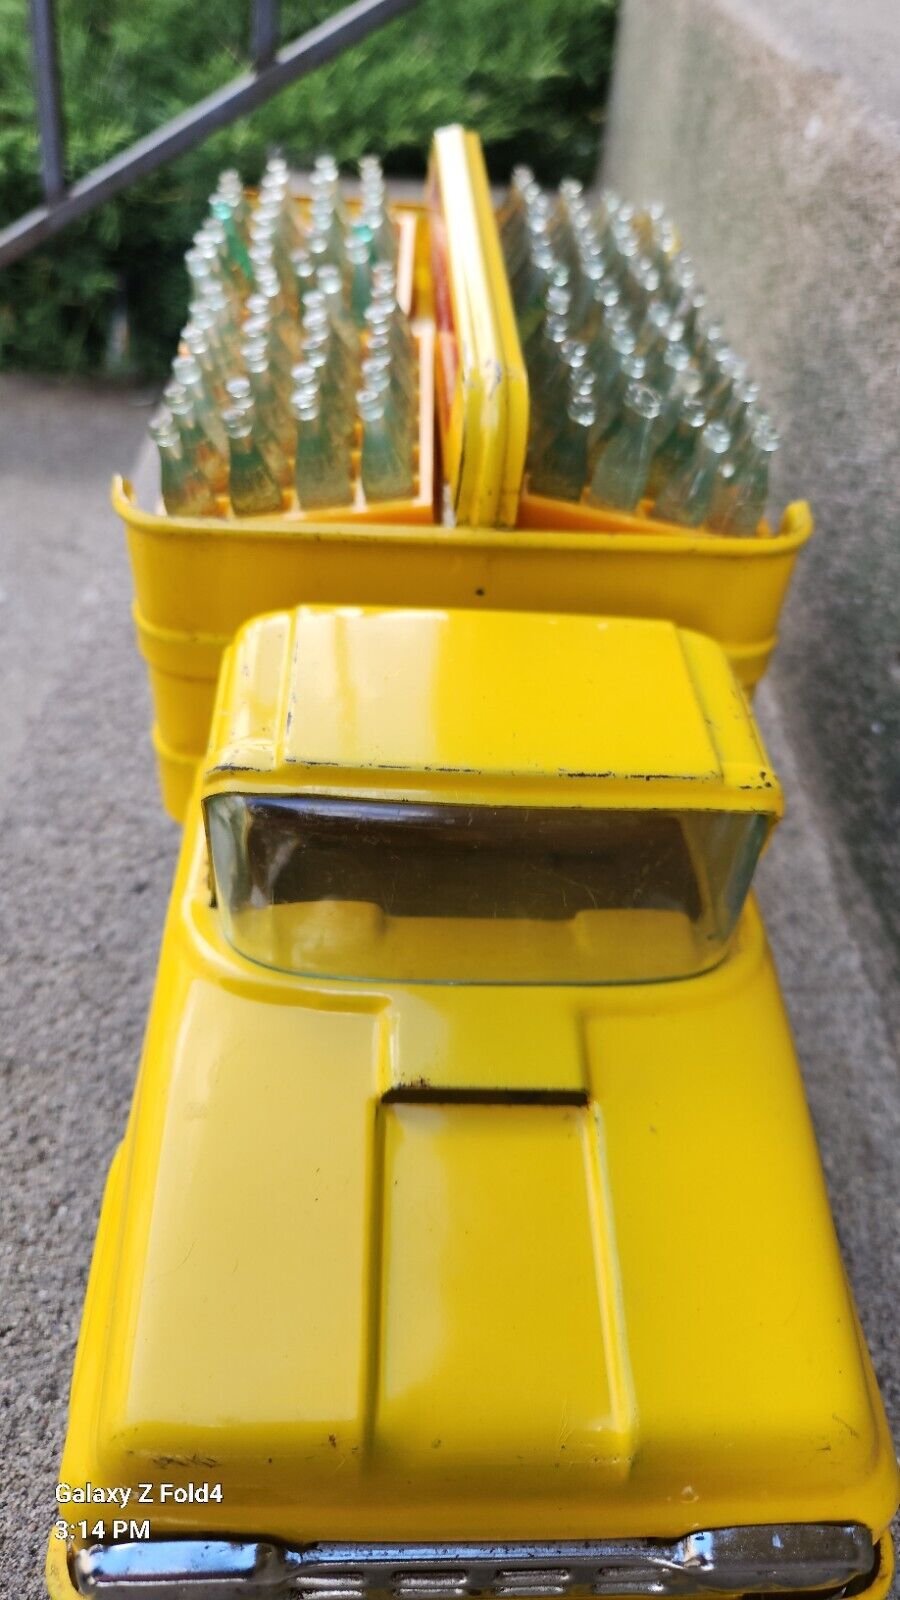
[0,0,618,376]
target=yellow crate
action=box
[151,721,198,821]
[464,130,809,548]
[184,319,435,525]
[118,473,812,818]
[120,134,813,820]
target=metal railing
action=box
[1,0,423,269]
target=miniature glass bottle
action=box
[347,235,373,327]
[652,419,731,527]
[710,424,779,536]
[292,391,353,511]
[171,355,227,452]
[149,413,219,517]
[529,394,596,502]
[359,388,414,503]
[225,380,292,490]
[222,407,283,516]
[590,347,647,453]
[646,396,707,500]
[588,382,662,512]
[167,389,228,495]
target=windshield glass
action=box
[205,794,767,984]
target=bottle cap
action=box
[734,377,761,408]
[357,387,385,421]
[610,327,638,357]
[173,355,202,385]
[221,406,253,439]
[662,342,692,374]
[149,409,179,447]
[625,382,663,421]
[290,361,318,389]
[291,390,320,422]
[703,421,732,455]
[678,397,708,429]
[240,339,268,366]
[565,340,589,372]
[751,422,780,452]
[372,262,396,292]
[568,394,596,427]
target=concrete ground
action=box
[0,374,896,1596]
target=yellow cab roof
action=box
[203,605,783,819]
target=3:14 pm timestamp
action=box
[55,1518,150,1542]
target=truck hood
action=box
[62,891,898,1546]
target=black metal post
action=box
[28,0,66,203]
[251,0,280,70]
[0,0,422,268]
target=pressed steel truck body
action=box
[49,605,897,1600]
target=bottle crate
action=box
[119,136,812,820]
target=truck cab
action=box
[50,605,898,1600]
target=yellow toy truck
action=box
[49,604,897,1600]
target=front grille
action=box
[73,1525,877,1600]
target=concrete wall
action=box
[602,0,900,1007]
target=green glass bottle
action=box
[182,324,227,405]
[523,285,570,372]
[498,164,536,251]
[715,375,761,436]
[571,257,612,337]
[711,424,780,536]
[225,382,292,491]
[646,396,707,499]
[222,406,283,516]
[647,335,691,395]
[361,351,414,447]
[359,388,414,503]
[167,389,228,495]
[244,347,293,454]
[171,355,227,452]
[347,235,373,327]
[650,352,702,446]
[318,264,361,363]
[363,304,415,394]
[529,394,596,502]
[588,382,662,512]
[209,195,253,284]
[528,339,589,468]
[528,307,570,395]
[590,345,647,450]
[652,419,731,527]
[702,346,747,408]
[292,392,353,511]
[149,413,219,517]
[306,330,356,440]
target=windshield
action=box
[205,794,767,984]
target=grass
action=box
[0,0,617,376]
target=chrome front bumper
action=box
[72,1525,878,1599]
